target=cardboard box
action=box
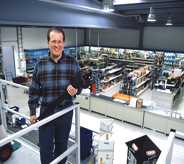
[140,69,146,75]
[136,98,143,108]
[134,69,144,78]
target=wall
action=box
[1,27,85,76]
[23,28,85,49]
[143,27,184,52]
[89,28,140,48]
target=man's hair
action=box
[47,27,65,42]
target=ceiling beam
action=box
[114,1,184,10]
[121,8,184,15]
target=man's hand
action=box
[67,85,78,96]
[30,115,37,124]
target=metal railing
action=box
[157,130,184,164]
[0,79,80,164]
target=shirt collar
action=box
[48,51,65,63]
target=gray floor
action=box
[1,85,184,164]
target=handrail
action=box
[0,79,80,164]
[0,79,29,90]
[0,104,81,164]
[3,106,30,121]
[157,130,184,164]
[0,104,77,147]
[157,131,175,164]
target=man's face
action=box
[47,31,65,57]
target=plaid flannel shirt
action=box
[28,51,82,116]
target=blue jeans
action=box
[152,78,157,90]
[39,103,73,164]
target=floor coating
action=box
[1,85,184,164]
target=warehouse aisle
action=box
[2,85,184,164]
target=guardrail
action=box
[0,79,80,164]
[157,129,184,164]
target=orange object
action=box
[92,83,96,93]
[24,77,28,82]
[112,93,133,101]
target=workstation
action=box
[0,0,184,164]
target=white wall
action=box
[0,27,85,76]
[23,28,85,49]
[90,28,140,48]
[143,27,184,52]
[23,28,48,49]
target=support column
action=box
[139,24,144,49]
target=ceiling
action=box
[98,0,184,26]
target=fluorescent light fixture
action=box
[101,0,114,12]
[166,10,172,25]
[166,20,172,25]
[114,0,141,5]
[147,7,156,22]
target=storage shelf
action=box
[102,82,121,92]
[101,74,122,83]
[166,81,178,87]
[137,86,148,96]
[134,61,154,64]
[137,71,150,80]
[130,58,154,62]
[109,58,134,63]
[135,63,153,66]
[106,68,122,74]
[126,65,136,68]
[136,80,148,88]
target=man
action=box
[28,27,82,164]
[158,66,163,78]
[151,68,159,90]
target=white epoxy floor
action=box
[1,85,184,164]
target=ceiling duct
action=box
[101,0,114,12]
[147,7,156,22]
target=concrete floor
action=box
[1,85,184,164]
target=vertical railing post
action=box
[157,130,176,164]
[0,80,7,130]
[166,135,174,164]
[75,103,80,164]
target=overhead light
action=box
[147,7,156,22]
[166,10,172,25]
[166,20,172,25]
[114,0,141,5]
[101,0,114,12]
